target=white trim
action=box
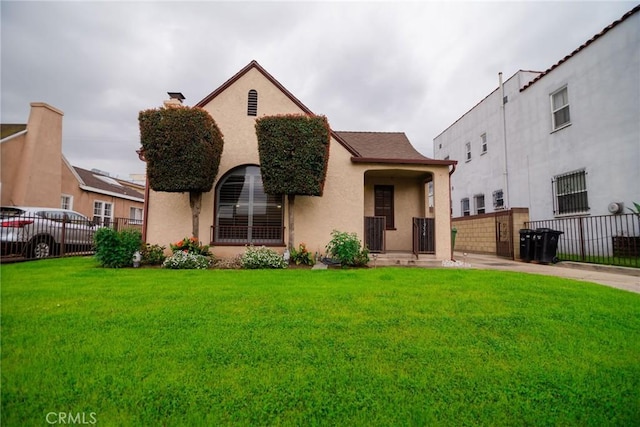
[0,129,28,144]
[62,155,86,185]
[80,185,144,202]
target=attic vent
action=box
[247,89,258,116]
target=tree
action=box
[139,106,224,239]
[255,114,331,249]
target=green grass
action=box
[558,252,640,268]
[2,257,639,426]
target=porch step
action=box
[368,252,441,268]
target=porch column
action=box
[432,169,453,260]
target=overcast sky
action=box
[1,1,637,179]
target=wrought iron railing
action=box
[526,213,639,268]
[210,225,284,245]
[413,217,435,256]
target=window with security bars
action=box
[493,189,504,209]
[247,90,258,116]
[551,86,570,130]
[215,165,283,243]
[461,198,470,216]
[553,170,589,215]
[474,194,485,214]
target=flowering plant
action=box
[290,242,315,266]
[162,251,211,270]
[170,236,210,256]
[241,245,287,269]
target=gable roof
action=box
[1,124,27,140]
[73,166,144,202]
[521,4,639,92]
[195,60,454,167]
[336,131,455,166]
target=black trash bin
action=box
[534,228,564,264]
[519,229,534,262]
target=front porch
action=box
[367,251,441,267]
[362,167,451,260]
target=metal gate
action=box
[413,217,435,255]
[365,216,386,253]
[495,210,514,259]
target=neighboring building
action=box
[144,61,457,261]
[434,6,640,221]
[1,102,145,225]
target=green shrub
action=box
[138,106,224,193]
[325,230,370,267]
[241,246,287,269]
[94,228,143,268]
[170,237,210,256]
[140,243,166,266]
[290,243,315,266]
[255,114,331,196]
[162,251,212,270]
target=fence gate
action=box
[495,210,514,259]
[365,216,386,253]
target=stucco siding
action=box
[435,10,639,222]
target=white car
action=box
[1,206,98,259]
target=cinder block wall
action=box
[452,208,529,256]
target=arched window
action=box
[247,89,258,116]
[214,165,283,244]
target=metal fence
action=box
[526,213,639,268]
[1,216,142,262]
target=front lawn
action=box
[2,257,639,426]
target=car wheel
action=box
[29,237,54,259]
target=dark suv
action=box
[1,206,98,259]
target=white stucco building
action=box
[434,5,639,222]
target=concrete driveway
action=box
[453,252,640,295]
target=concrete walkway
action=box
[452,252,640,294]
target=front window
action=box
[481,133,487,154]
[551,86,570,130]
[93,201,113,226]
[474,194,485,214]
[461,198,470,216]
[553,169,589,215]
[215,165,283,244]
[465,142,472,161]
[61,195,73,210]
[130,207,143,225]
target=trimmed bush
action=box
[162,251,212,270]
[138,106,224,193]
[325,230,370,267]
[255,114,330,196]
[94,228,142,268]
[241,246,287,269]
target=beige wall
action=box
[1,103,63,207]
[146,67,454,260]
[1,102,144,221]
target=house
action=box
[143,61,457,261]
[1,102,145,225]
[434,5,639,222]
